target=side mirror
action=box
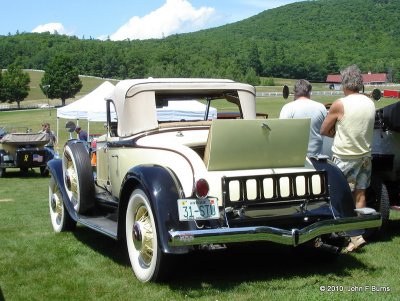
[283,85,290,99]
[371,88,381,101]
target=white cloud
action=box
[32,22,71,35]
[109,0,216,41]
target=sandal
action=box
[344,235,366,253]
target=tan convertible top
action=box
[0,133,49,146]
[111,78,257,137]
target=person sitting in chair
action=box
[40,122,57,149]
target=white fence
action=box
[256,90,344,97]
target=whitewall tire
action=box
[126,188,167,282]
[49,175,76,232]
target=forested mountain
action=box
[1,0,399,83]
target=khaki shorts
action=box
[333,156,372,191]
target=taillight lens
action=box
[91,139,97,149]
[195,178,209,199]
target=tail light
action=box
[195,178,209,199]
[91,139,97,149]
[90,139,97,166]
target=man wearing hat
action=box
[75,126,88,141]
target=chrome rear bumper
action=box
[168,213,381,247]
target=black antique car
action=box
[0,127,54,177]
[367,101,400,227]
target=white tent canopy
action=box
[157,100,217,121]
[57,81,115,120]
[87,99,216,122]
[56,81,115,141]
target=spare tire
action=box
[62,141,95,214]
[366,178,390,238]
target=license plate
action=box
[178,198,219,221]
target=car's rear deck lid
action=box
[204,119,310,171]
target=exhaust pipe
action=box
[314,238,341,254]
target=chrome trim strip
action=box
[168,214,381,247]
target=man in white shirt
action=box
[279,79,327,157]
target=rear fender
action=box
[119,165,192,254]
[47,158,79,221]
[310,158,356,218]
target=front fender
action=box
[47,158,79,221]
[120,165,193,254]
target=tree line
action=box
[0,56,82,108]
[0,62,30,109]
[1,0,400,107]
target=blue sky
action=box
[1,0,303,40]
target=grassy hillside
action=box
[218,0,400,64]
[20,70,118,107]
[1,0,399,82]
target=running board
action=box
[78,215,118,240]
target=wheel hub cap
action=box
[65,171,71,190]
[132,206,154,266]
[133,222,142,242]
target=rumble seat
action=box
[203,119,310,171]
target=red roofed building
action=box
[326,72,388,90]
[326,74,341,83]
[362,73,387,84]
[326,72,387,84]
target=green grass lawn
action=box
[1,171,400,300]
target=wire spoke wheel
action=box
[62,142,94,214]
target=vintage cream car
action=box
[48,78,381,282]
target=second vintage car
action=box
[0,127,54,177]
[48,78,381,282]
